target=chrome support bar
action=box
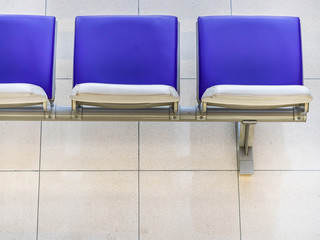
[0,105,307,122]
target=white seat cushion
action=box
[70,83,180,106]
[202,85,312,109]
[0,83,48,108]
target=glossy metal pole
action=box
[0,105,305,122]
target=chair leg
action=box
[236,121,256,175]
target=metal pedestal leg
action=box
[236,121,256,175]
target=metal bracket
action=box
[170,102,180,120]
[45,102,56,120]
[293,104,307,122]
[196,103,207,120]
[236,120,257,175]
[170,109,180,120]
[72,105,83,120]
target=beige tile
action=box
[140,0,231,78]
[140,122,237,170]
[253,80,320,170]
[232,0,320,78]
[0,0,45,14]
[240,171,320,240]
[38,171,138,240]
[54,79,73,106]
[0,172,38,240]
[47,0,138,19]
[47,0,138,78]
[0,122,40,170]
[41,122,138,170]
[140,171,240,240]
[54,31,74,79]
[179,79,197,107]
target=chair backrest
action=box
[197,16,303,99]
[0,15,56,99]
[74,15,178,90]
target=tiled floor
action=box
[0,172,38,240]
[2,162,320,240]
[240,172,320,240]
[1,0,320,239]
[38,172,138,240]
[1,99,320,240]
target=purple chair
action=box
[0,15,56,110]
[197,16,312,174]
[71,15,180,112]
[197,16,312,112]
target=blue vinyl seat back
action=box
[0,15,56,99]
[74,15,178,89]
[198,16,303,99]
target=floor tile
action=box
[38,171,138,240]
[0,122,41,170]
[240,171,320,240]
[54,79,73,106]
[140,0,231,78]
[0,0,45,14]
[0,172,38,240]
[232,0,320,78]
[179,79,197,107]
[140,171,240,240]
[41,122,138,170]
[47,0,138,78]
[253,80,320,170]
[140,122,237,170]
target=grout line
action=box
[36,121,43,240]
[254,169,320,172]
[237,172,242,240]
[139,169,238,172]
[138,0,140,15]
[55,77,319,81]
[0,170,39,172]
[230,0,233,16]
[38,169,139,172]
[45,0,47,16]
[1,169,319,172]
[0,169,240,172]
[138,121,141,240]
[235,123,242,240]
